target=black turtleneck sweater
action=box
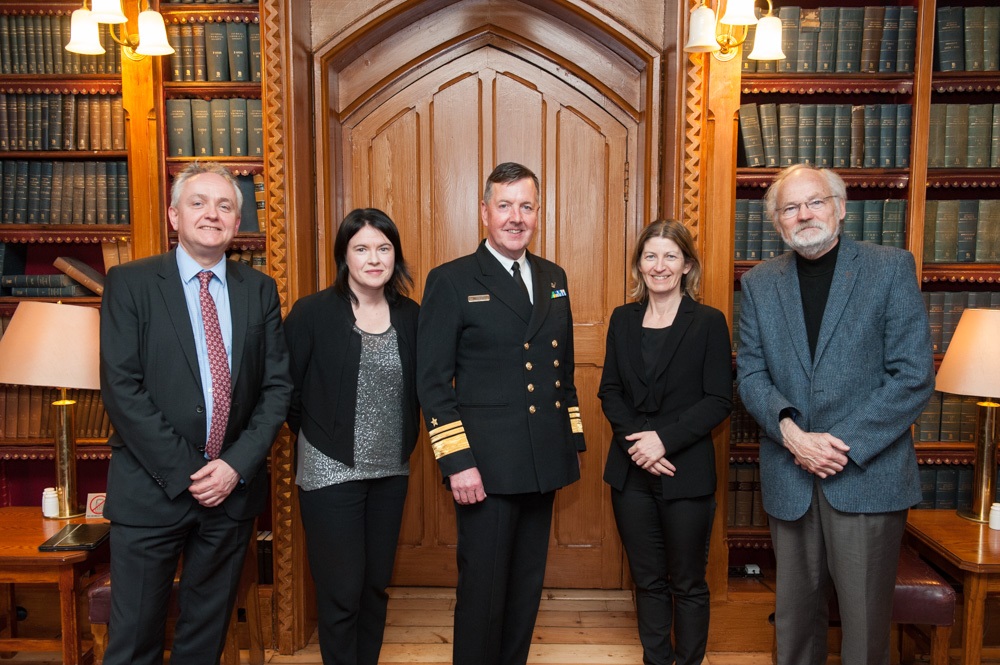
[795,240,840,359]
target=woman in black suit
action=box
[599,220,732,665]
[284,209,419,665]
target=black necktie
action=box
[511,261,529,301]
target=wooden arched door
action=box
[317,1,660,589]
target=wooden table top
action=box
[906,509,1000,574]
[0,506,106,566]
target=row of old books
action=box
[0,255,105,297]
[228,249,269,273]
[927,103,1000,169]
[923,199,1000,264]
[916,392,980,444]
[924,291,1000,354]
[741,6,917,75]
[0,93,125,153]
[165,20,262,83]
[166,97,264,158]
[728,464,767,528]
[738,102,911,169]
[735,198,907,261]
[730,389,760,446]
[0,386,111,440]
[0,13,122,76]
[916,464,974,510]
[935,6,1000,72]
[0,160,130,226]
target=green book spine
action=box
[15,94,25,151]
[52,15,63,75]
[236,175,258,233]
[179,24,194,82]
[106,161,118,227]
[229,98,248,157]
[50,161,63,225]
[934,467,958,509]
[966,103,992,167]
[860,6,885,73]
[881,199,905,248]
[760,212,780,259]
[917,391,941,440]
[166,24,183,80]
[778,103,798,167]
[964,7,985,72]
[9,285,92,297]
[41,11,52,75]
[923,200,938,263]
[862,199,882,244]
[205,22,230,82]
[191,99,212,157]
[1,161,15,223]
[779,6,799,73]
[27,94,38,151]
[248,22,262,82]
[879,7,900,73]
[985,7,999,72]
[734,199,748,260]
[833,104,851,168]
[98,95,111,151]
[745,200,762,261]
[48,93,62,150]
[897,7,917,73]
[112,95,124,151]
[738,103,765,168]
[894,104,911,168]
[76,95,90,151]
[61,162,76,225]
[96,161,108,225]
[977,199,1000,262]
[844,199,864,242]
[12,160,28,224]
[0,15,10,75]
[928,294,944,352]
[210,97,231,156]
[960,397,979,443]
[878,103,895,168]
[117,161,129,224]
[928,104,946,168]
[936,6,965,71]
[863,104,880,168]
[956,199,978,262]
[934,199,959,262]
[815,104,834,167]
[25,15,37,75]
[797,103,816,165]
[247,98,264,158]
[83,161,96,224]
[918,466,936,508]
[61,93,75,151]
[835,7,863,73]
[942,292,966,353]
[741,24,757,73]
[944,103,969,168]
[796,8,819,73]
[39,161,52,224]
[850,104,865,168]
[226,21,249,82]
[14,16,26,75]
[192,23,207,81]
[165,99,194,157]
[25,161,40,224]
[0,93,7,152]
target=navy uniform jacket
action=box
[417,240,585,495]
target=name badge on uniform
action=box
[468,294,491,303]
[550,289,567,299]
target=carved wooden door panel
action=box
[342,46,633,588]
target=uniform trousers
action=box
[298,475,409,665]
[453,490,555,665]
[611,465,715,665]
[103,504,254,665]
[771,480,907,665]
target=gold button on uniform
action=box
[555,401,561,409]
[529,406,537,414]
[527,384,535,392]
[524,343,530,350]
[551,339,558,348]
[525,362,533,371]
[553,359,560,368]
[555,380,561,388]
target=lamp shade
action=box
[684,4,723,53]
[135,9,175,56]
[936,308,1000,399]
[0,302,100,391]
[719,0,759,26]
[89,0,128,24]
[748,14,786,60]
[65,8,106,56]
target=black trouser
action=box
[298,474,409,665]
[612,466,715,665]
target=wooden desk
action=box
[0,506,108,665]
[906,509,1000,665]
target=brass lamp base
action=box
[958,401,998,523]
[52,394,83,519]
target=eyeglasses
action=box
[778,195,836,219]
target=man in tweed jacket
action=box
[737,164,934,665]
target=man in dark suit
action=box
[417,162,585,665]
[737,164,934,665]
[99,162,292,665]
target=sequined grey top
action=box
[296,324,409,490]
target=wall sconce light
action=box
[66,0,175,60]
[684,0,786,62]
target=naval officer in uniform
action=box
[417,162,585,665]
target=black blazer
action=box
[284,288,420,466]
[417,241,585,495]
[599,296,732,498]
[100,250,293,525]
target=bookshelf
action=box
[718,0,1000,561]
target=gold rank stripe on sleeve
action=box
[428,420,471,459]
[568,406,584,434]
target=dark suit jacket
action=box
[599,296,733,498]
[100,249,292,526]
[417,241,585,495]
[284,288,420,466]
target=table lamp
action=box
[935,308,1000,523]
[0,302,101,518]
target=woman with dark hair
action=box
[284,208,419,665]
[598,220,732,665]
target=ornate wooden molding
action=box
[681,4,703,240]
[740,76,912,96]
